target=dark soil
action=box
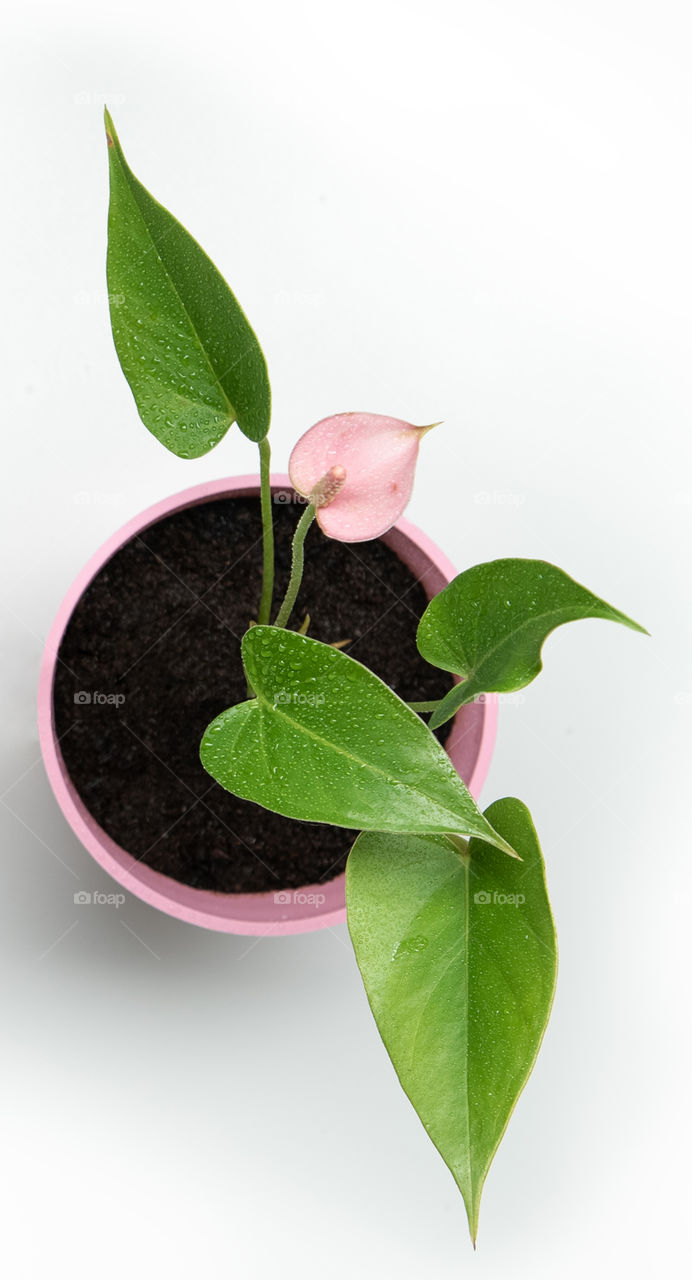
[53,494,452,894]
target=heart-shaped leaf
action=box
[105,108,271,455]
[200,627,516,854]
[346,798,557,1244]
[417,559,646,728]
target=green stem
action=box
[407,699,441,713]
[273,504,316,629]
[256,437,274,625]
[446,833,470,862]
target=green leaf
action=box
[200,627,517,855]
[104,108,270,455]
[346,798,557,1244]
[417,559,647,729]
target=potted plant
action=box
[38,111,646,1245]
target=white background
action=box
[1,1,690,1275]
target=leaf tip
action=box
[500,837,522,862]
[604,603,649,636]
[103,105,115,148]
[475,818,522,861]
[463,1191,480,1248]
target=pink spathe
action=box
[289,412,433,541]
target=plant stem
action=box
[446,833,470,862]
[256,437,275,626]
[273,504,316,628]
[407,699,441,713]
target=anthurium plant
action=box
[103,109,646,1244]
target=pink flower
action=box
[288,412,435,542]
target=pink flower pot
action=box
[38,475,497,936]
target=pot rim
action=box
[38,474,498,936]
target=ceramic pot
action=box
[38,474,497,935]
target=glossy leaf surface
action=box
[417,558,646,728]
[105,108,270,454]
[346,798,557,1242]
[200,627,516,853]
